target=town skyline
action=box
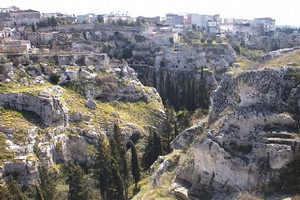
[2,0,300,27]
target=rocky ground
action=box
[0,54,166,186]
[134,50,300,200]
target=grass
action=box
[0,106,43,129]
[131,151,183,200]
[0,82,53,93]
[285,67,300,82]
[62,86,163,133]
[0,132,15,164]
[263,50,300,68]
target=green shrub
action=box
[50,73,61,84]
[207,38,213,44]
[232,43,241,55]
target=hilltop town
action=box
[0,5,299,200]
[0,5,299,55]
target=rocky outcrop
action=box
[168,66,300,199]
[261,46,300,61]
[62,63,162,103]
[130,43,236,111]
[29,53,110,69]
[0,86,69,127]
[0,62,14,82]
[0,55,166,187]
[155,44,237,72]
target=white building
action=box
[0,6,19,13]
[251,18,276,36]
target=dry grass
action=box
[0,131,15,164]
[62,86,163,132]
[131,151,183,200]
[263,50,300,68]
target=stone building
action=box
[251,18,276,36]
[164,13,184,27]
[0,38,31,54]
[0,6,19,13]
[188,14,221,33]
[9,9,41,26]
[0,13,11,28]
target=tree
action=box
[31,23,36,32]
[6,176,27,200]
[35,185,44,200]
[0,184,9,200]
[129,141,140,189]
[97,15,104,24]
[94,137,125,200]
[49,16,58,27]
[153,130,163,159]
[112,123,129,198]
[142,129,163,170]
[116,19,125,26]
[232,43,241,55]
[192,24,197,30]
[162,105,176,153]
[68,163,83,200]
[207,38,213,44]
[169,37,174,46]
[174,120,179,138]
[67,162,100,200]
[38,165,56,200]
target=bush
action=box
[232,43,241,55]
[200,38,206,43]
[216,37,223,43]
[207,38,213,44]
[50,73,61,84]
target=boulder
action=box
[86,99,97,109]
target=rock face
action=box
[155,44,237,72]
[0,86,69,127]
[170,66,300,199]
[63,63,162,103]
[131,65,218,111]
[0,62,13,81]
[130,43,236,111]
[0,56,166,187]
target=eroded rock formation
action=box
[169,66,300,199]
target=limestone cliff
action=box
[131,43,236,111]
[137,65,300,200]
[0,55,166,186]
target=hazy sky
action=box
[2,0,300,26]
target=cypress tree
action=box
[79,174,101,200]
[35,184,44,200]
[67,162,83,200]
[163,106,176,153]
[38,165,56,200]
[94,137,125,200]
[142,129,163,170]
[129,141,140,189]
[94,137,112,199]
[0,184,9,200]
[113,123,129,198]
[6,176,27,200]
[68,163,100,200]
[153,130,163,158]
[174,120,179,138]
